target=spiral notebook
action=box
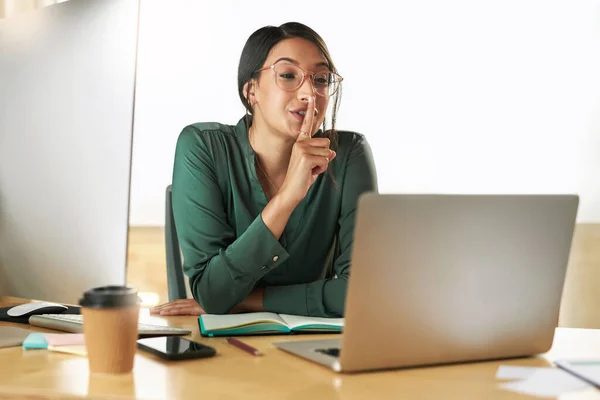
[199,312,344,337]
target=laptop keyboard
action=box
[315,347,341,357]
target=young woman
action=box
[150,22,378,318]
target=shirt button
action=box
[261,265,268,270]
[272,255,279,262]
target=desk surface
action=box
[1,296,600,400]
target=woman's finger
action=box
[160,307,202,316]
[300,146,332,158]
[151,299,198,314]
[296,96,316,140]
[150,301,177,311]
[306,137,331,148]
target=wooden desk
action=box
[1,296,599,400]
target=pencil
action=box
[226,337,263,356]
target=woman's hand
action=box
[150,299,205,316]
[278,96,337,208]
[149,289,264,316]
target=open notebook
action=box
[199,312,344,337]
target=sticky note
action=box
[44,333,85,346]
[48,345,87,356]
[22,333,48,349]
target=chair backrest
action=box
[165,185,187,301]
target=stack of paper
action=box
[22,333,87,356]
[555,360,600,388]
[496,365,591,397]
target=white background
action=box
[128,0,600,225]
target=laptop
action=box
[273,193,579,373]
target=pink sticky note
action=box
[43,333,85,346]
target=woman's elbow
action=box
[324,275,349,317]
[200,300,232,315]
[188,274,235,314]
[193,290,234,315]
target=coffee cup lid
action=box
[79,285,140,308]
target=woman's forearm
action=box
[260,193,296,240]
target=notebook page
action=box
[201,312,287,331]
[278,314,344,330]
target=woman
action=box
[150,22,378,318]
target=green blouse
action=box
[172,116,378,317]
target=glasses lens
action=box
[274,64,303,91]
[273,64,341,97]
[313,72,340,97]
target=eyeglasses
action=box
[255,62,343,97]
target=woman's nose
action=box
[297,75,316,99]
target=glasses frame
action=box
[255,61,343,97]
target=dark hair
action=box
[237,22,342,153]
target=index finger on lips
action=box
[297,96,316,141]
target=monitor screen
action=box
[0,0,140,304]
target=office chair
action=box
[165,185,187,301]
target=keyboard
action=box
[28,314,192,337]
[315,347,341,357]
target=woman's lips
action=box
[289,108,319,122]
[291,111,304,122]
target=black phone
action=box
[137,336,216,361]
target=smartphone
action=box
[137,336,216,361]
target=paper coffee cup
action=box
[79,286,140,374]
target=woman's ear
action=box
[243,81,257,106]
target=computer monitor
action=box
[0,0,140,304]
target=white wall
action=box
[129,0,600,226]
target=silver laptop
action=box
[274,194,579,373]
